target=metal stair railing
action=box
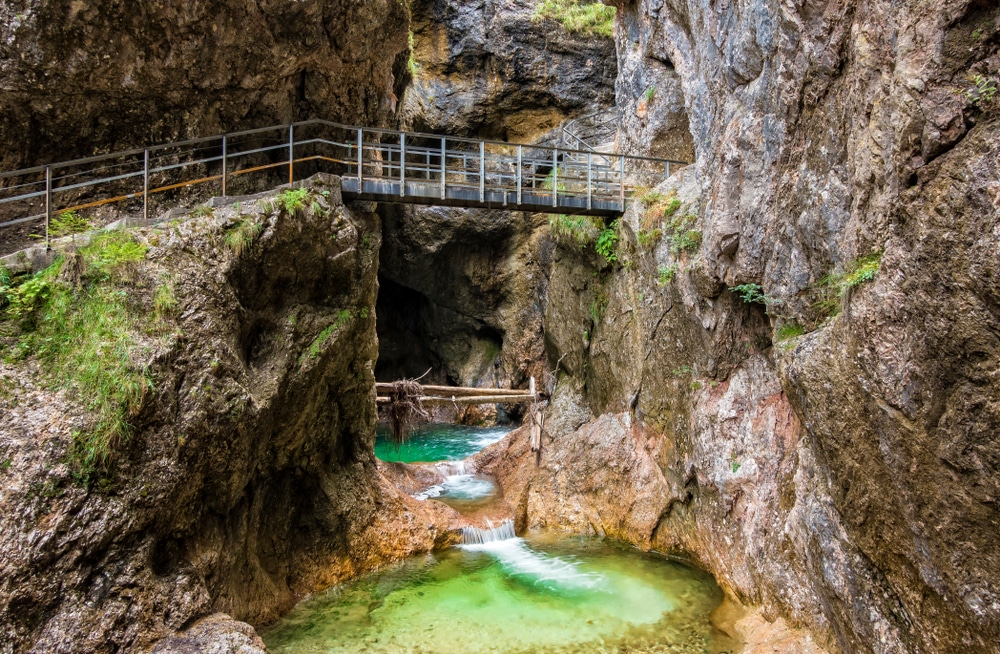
[0,120,690,249]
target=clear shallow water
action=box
[374,423,510,463]
[261,535,738,654]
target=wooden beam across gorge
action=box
[374,381,537,406]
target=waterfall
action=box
[460,518,516,544]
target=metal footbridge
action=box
[0,120,688,245]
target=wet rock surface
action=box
[0,177,454,653]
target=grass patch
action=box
[408,31,420,76]
[304,310,354,361]
[549,214,601,247]
[225,216,263,256]
[533,0,616,37]
[812,251,883,317]
[2,232,155,484]
[964,74,997,106]
[189,205,214,218]
[278,187,310,214]
[775,322,805,342]
[634,189,697,256]
[153,280,178,319]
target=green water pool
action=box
[261,534,738,654]
[375,423,510,463]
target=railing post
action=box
[143,149,149,225]
[357,128,364,191]
[400,133,406,197]
[44,166,51,250]
[479,141,485,203]
[587,152,592,212]
[221,135,228,197]
[440,137,446,200]
[288,124,294,187]
[516,145,522,206]
[619,156,625,209]
[666,161,671,178]
[552,148,558,208]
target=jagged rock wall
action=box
[377,0,617,397]
[486,0,999,653]
[0,0,408,171]
[0,179,456,653]
[404,0,616,141]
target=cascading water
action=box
[459,518,517,544]
[262,425,739,653]
[261,534,739,653]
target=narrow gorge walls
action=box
[375,0,619,395]
[511,0,1000,652]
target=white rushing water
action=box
[413,459,498,501]
[460,520,607,593]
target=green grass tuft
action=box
[533,0,616,38]
[812,251,883,317]
[775,322,805,342]
[225,217,263,256]
[549,214,601,247]
[3,232,155,484]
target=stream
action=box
[261,424,739,653]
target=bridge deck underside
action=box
[341,178,622,216]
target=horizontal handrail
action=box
[0,120,691,249]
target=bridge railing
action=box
[0,120,688,251]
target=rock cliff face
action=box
[404,0,616,141]
[485,0,1000,653]
[0,178,455,653]
[377,0,616,401]
[0,0,408,171]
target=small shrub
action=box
[532,0,616,38]
[643,86,656,103]
[657,263,677,286]
[49,211,92,238]
[730,283,772,305]
[278,187,310,214]
[3,266,56,320]
[663,197,682,217]
[595,220,620,264]
[669,228,702,256]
